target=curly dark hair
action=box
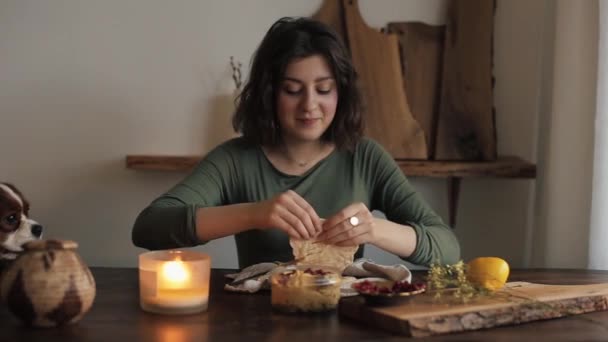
[232,17,363,150]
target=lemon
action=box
[466,257,510,291]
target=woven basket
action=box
[0,239,96,327]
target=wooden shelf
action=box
[396,156,536,178]
[126,155,536,179]
[126,154,535,227]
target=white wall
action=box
[589,1,608,270]
[531,0,599,268]
[1,0,550,269]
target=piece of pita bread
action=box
[290,238,358,272]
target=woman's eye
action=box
[284,88,301,95]
[317,88,332,94]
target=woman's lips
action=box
[297,118,320,126]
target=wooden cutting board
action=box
[434,0,496,160]
[341,0,428,159]
[387,22,445,160]
[339,282,608,337]
[312,0,345,40]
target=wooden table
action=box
[2,268,608,341]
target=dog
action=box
[0,183,43,263]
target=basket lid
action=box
[23,239,78,251]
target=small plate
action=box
[351,278,426,306]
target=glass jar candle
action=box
[139,250,210,315]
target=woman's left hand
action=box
[316,203,376,246]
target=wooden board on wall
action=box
[312,0,345,40]
[342,0,428,159]
[388,22,445,159]
[435,0,497,160]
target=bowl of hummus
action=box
[270,265,342,313]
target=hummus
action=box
[270,267,341,313]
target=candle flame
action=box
[162,260,190,284]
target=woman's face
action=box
[276,54,338,145]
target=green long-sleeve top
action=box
[132,137,460,268]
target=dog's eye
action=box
[5,215,18,225]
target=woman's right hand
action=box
[254,190,322,239]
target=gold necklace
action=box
[285,154,314,167]
[281,145,324,168]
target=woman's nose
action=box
[302,89,318,112]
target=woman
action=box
[132,17,460,268]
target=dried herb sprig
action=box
[426,261,489,303]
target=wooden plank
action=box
[388,22,445,159]
[435,0,496,160]
[397,156,536,178]
[125,155,536,179]
[312,0,345,40]
[125,155,199,172]
[339,282,608,337]
[342,0,428,159]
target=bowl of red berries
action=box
[351,278,426,305]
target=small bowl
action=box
[351,278,426,306]
[270,265,342,313]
